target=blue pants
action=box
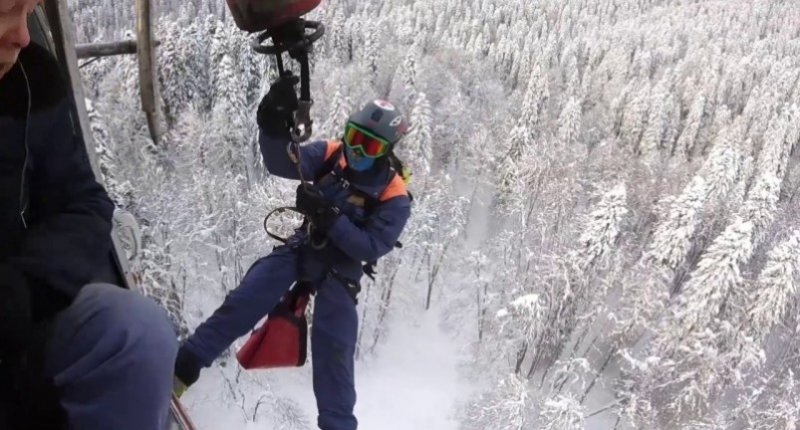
[44,283,178,430]
[184,246,359,430]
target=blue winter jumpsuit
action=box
[182,131,412,430]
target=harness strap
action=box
[328,269,361,305]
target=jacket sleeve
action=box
[10,99,114,317]
[326,195,412,262]
[259,131,330,180]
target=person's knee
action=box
[76,283,178,364]
[44,285,177,430]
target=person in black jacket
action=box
[0,2,177,429]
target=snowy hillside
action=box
[72,0,800,428]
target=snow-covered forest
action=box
[70,0,800,428]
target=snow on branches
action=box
[660,218,754,354]
[647,177,708,271]
[466,374,531,430]
[405,92,434,178]
[747,230,800,341]
[537,394,585,430]
[575,183,628,271]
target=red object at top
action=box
[226,0,323,32]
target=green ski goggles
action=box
[343,123,390,158]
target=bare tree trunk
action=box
[476,286,483,342]
[369,266,400,354]
[612,414,622,430]
[514,342,528,374]
[413,252,427,282]
[580,345,618,403]
[477,282,490,342]
[252,394,268,422]
[425,242,451,310]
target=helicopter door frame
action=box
[40,1,136,290]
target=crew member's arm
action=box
[326,193,412,262]
[259,133,331,180]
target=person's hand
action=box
[173,346,202,397]
[257,73,300,136]
[0,265,32,362]
[295,184,340,232]
[173,376,189,398]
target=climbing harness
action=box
[252,19,323,145]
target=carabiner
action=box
[291,99,314,143]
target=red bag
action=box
[236,286,310,369]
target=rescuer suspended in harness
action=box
[174,89,412,430]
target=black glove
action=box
[0,265,33,361]
[174,345,202,395]
[257,73,299,136]
[296,184,340,232]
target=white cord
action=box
[19,62,31,229]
